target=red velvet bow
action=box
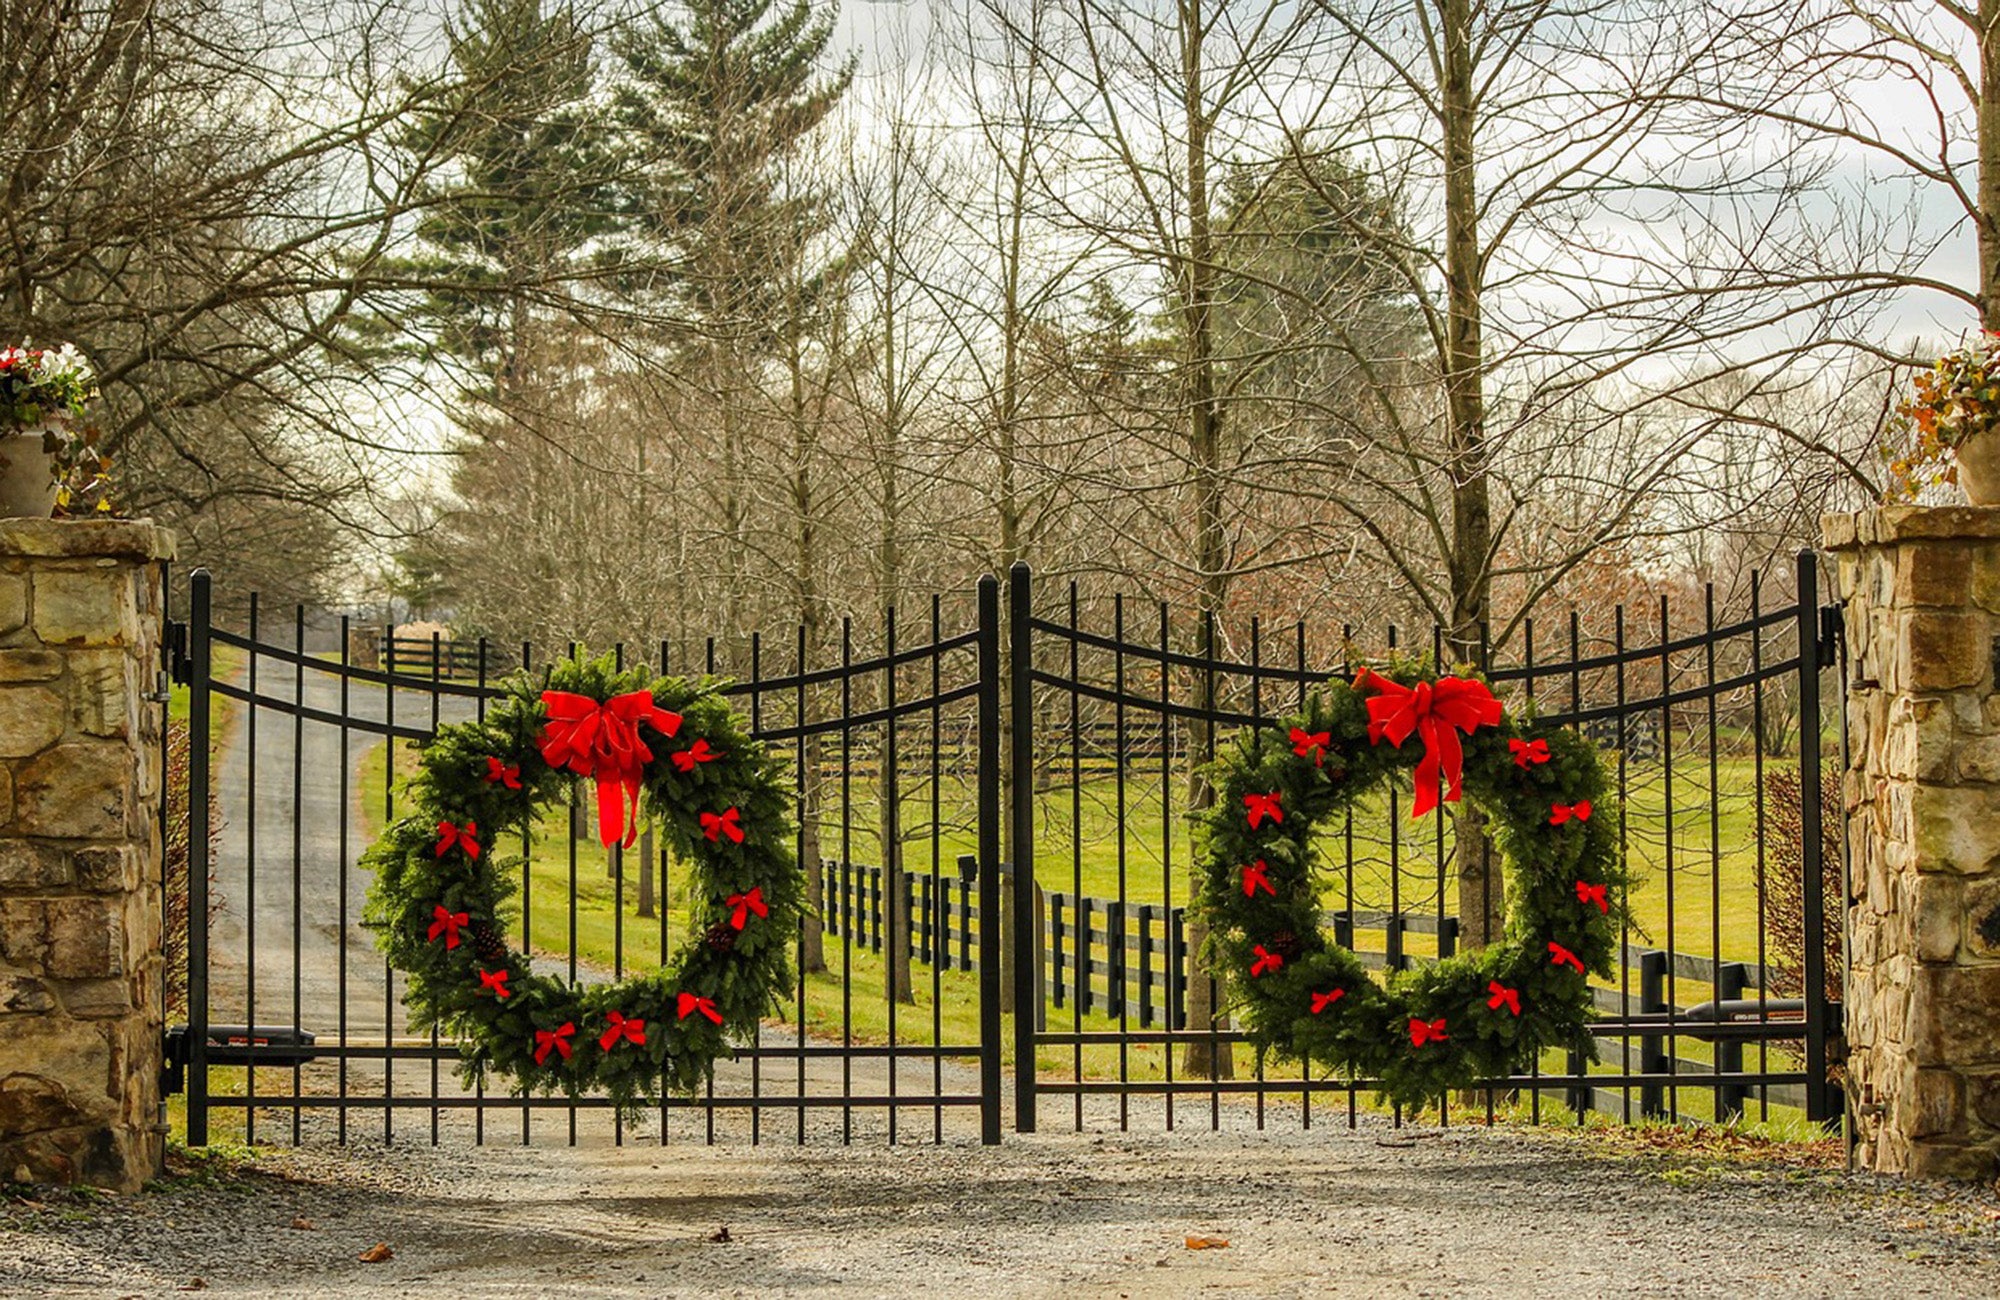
[1240,860,1274,898]
[478,968,511,999]
[1486,980,1520,1015]
[1409,1017,1449,1046]
[1250,944,1284,977]
[1310,988,1346,1014]
[1289,728,1331,768]
[533,1022,575,1065]
[1550,800,1593,825]
[1548,941,1585,974]
[428,905,469,949]
[434,819,479,860]
[1509,738,1550,768]
[671,739,722,773]
[538,689,683,849]
[483,756,522,789]
[1575,880,1609,914]
[677,991,723,1024]
[702,807,745,844]
[599,1010,646,1051]
[1243,791,1284,829]
[1353,668,1504,818]
[727,887,768,930]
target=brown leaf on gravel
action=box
[290,1217,316,1231]
[357,1242,395,1263]
[708,1226,732,1243]
[1184,1235,1230,1250]
[176,1280,207,1292]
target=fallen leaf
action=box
[357,1242,394,1264]
[290,1217,316,1231]
[708,1226,732,1244]
[176,1281,207,1292]
[1185,1235,1230,1250]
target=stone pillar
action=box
[0,521,174,1192]
[1827,506,2000,1179]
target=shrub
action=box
[163,717,220,1020]
[1760,763,1841,1004]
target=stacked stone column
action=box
[0,521,173,1192]
[1827,507,2000,1179]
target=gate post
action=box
[1008,562,1037,1133]
[0,521,175,1191]
[1827,508,2000,1178]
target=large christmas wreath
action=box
[362,655,801,1112]
[1192,665,1624,1108]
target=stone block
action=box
[1912,784,2000,874]
[1898,610,1987,691]
[31,569,131,647]
[1911,965,2000,1065]
[14,742,129,840]
[0,898,44,966]
[0,575,26,637]
[1887,697,1954,781]
[69,846,136,893]
[0,841,68,890]
[0,974,52,1014]
[1961,735,2000,784]
[43,896,121,979]
[0,685,64,758]
[1971,1072,2000,1130]
[65,649,129,738]
[0,650,59,683]
[1898,544,1973,607]
[1912,875,1963,963]
[1903,1068,1967,1138]
[55,977,133,1018]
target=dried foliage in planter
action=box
[164,718,221,1019]
[1760,763,1841,1004]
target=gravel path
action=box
[7,1124,2000,1298]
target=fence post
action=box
[1715,962,1748,1121]
[1138,904,1155,1028]
[976,574,1002,1145]
[1168,908,1187,1030]
[1008,562,1037,1133]
[1640,950,1669,1119]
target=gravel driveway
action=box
[7,1123,2000,1298]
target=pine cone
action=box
[470,920,509,966]
[1268,929,1304,963]
[704,921,738,954]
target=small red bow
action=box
[671,739,722,773]
[727,887,768,930]
[1353,668,1504,819]
[1548,941,1585,974]
[478,968,511,999]
[702,807,745,844]
[1240,860,1274,898]
[1310,988,1346,1014]
[428,905,469,949]
[1550,800,1593,825]
[1250,944,1284,977]
[1509,738,1550,768]
[1243,791,1284,829]
[434,819,479,860]
[677,991,723,1024]
[1289,728,1331,767]
[1409,1017,1449,1046]
[1575,880,1609,914]
[599,1010,646,1051]
[538,689,683,848]
[483,756,522,789]
[533,1022,575,1065]
[1486,981,1520,1016]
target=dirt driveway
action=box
[7,1123,2000,1299]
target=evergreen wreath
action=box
[363,654,801,1112]
[1192,664,1625,1108]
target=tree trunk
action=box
[1177,0,1234,1082]
[1439,0,1501,950]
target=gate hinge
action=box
[1817,604,1844,669]
[165,620,192,686]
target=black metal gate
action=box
[167,556,1838,1145]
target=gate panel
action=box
[173,570,1002,1146]
[1006,557,1840,1131]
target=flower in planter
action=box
[1883,331,2000,500]
[0,342,97,432]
